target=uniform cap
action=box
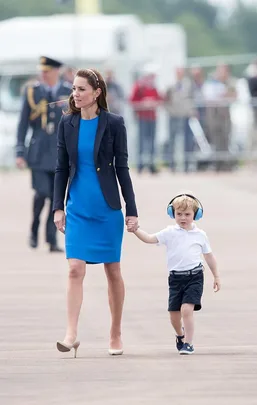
[38,56,63,71]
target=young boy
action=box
[129,193,221,355]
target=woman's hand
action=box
[54,210,66,233]
[16,157,26,169]
[125,216,138,232]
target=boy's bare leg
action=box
[181,303,194,344]
[169,311,184,336]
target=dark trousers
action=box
[137,118,156,170]
[31,170,56,245]
[169,117,194,172]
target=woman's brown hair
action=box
[66,68,109,114]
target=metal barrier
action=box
[1,98,257,171]
[127,97,257,171]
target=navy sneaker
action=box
[179,343,195,355]
[176,334,184,352]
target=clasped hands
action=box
[125,216,139,233]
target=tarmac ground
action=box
[1,169,257,405]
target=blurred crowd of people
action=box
[17,59,257,176]
[129,63,239,173]
[106,61,257,174]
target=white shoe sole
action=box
[108,349,123,356]
[179,350,194,355]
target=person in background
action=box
[190,66,206,132]
[61,66,75,85]
[190,66,210,171]
[246,60,257,151]
[16,56,72,252]
[165,67,195,172]
[129,64,163,174]
[105,69,124,116]
[202,64,237,171]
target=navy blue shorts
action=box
[168,270,204,312]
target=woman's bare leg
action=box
[104,262,125,349]
[63,259,86,345]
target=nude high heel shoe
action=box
[108,348,123,356]
[56,341,80,358]
[108,337,123,356]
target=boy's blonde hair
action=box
[172,195,199,213]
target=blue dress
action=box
[65,117,124,263]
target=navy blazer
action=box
[53,108,138,217]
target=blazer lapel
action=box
[68,113,80,166]
[94,109,108,165]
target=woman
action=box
[53,68,138,357]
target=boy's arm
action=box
[203,252,221,292]
[134,228,158,244]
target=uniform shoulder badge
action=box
[27,85,47,129]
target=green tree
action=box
[157,0,218,28]
[0,0,73,20]
[103,0,218,27]
[174,14,220,58]
[230,2,257,53]
[103,0,236,56]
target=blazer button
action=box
[109,163,112,166]
[97,167,100,172]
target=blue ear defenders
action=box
[167,194,203,221]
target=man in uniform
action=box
[16,56,72,252]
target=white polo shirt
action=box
[155,224,212,272]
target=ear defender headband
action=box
[167,194,203,221]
